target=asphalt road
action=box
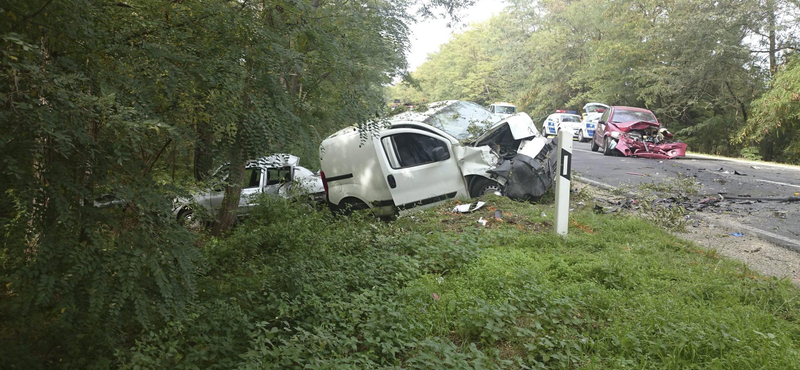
[570,140,800,250]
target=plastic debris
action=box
[494,210,503,220]
[452,201,486,214]
[478,217,487,226]
[731,232,744,237]
[734,170,746,176]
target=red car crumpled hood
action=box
[610,120,660,132]
[609,120,687,159]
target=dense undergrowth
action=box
[3,195,799,369]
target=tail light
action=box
[320,171,329,195]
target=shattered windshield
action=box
[611,109,657,123]
[425,101,504,140]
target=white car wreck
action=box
[173,153,324,224]
[319,101,558,215]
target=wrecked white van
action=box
[319,101,558,215]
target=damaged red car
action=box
[591,106,687,159]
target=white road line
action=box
[574,148,594,154]
[686,153,800,172]
[756,179,800,189]
[574,176,622,192]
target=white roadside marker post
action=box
[554,127,572,237]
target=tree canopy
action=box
[1,0,473,365]
[389,0,800,163]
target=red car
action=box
[591,106,687,159]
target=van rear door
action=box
[374,129,468,210]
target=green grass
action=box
[6,194,798,369]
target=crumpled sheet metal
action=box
[488,138,559,200]
[614,137,687,159]
[454,146,504,184]
[610,121,687,159]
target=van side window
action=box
[266,166,292,186]
[381,133,450,169]
[242,168,262,189]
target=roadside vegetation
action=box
[2,1,799,368]
[3,195,798,368]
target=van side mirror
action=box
[431,147,448,162]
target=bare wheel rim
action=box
[479,182,502,196]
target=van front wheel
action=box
[470,178,504,198]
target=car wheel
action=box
[336,198,369,215]
[578,130,585,142]
[471,178,504,198]
[603,136,614,156]
[591,137,599,152]
[177,209,203,231]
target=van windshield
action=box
[495,106,516,114]
[426,101,504,139]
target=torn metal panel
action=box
[488,137,559,200]
[454,145,501,179]
[503,113,541,140]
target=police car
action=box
[542,110,583,139]
[578,103,608,142]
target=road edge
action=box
[684,152,800,172]
[575,175,800,254]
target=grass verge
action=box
[5,194,799,369]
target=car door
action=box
[204,164,229,212]
[595,109,612,146]
[545,114,557,135]
[263,166,294,197]
[238,166,264,209]
[373,129,468,210]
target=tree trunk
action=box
[767,0,777,76]
[210,144,245,236]
[193,123,214,181]
[211,71,251,236]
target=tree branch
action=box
[24,0,55,21]
[143,139,173,177]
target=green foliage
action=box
[740,56,800,163]
[1,0,477,366]
[38,196,793,369]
